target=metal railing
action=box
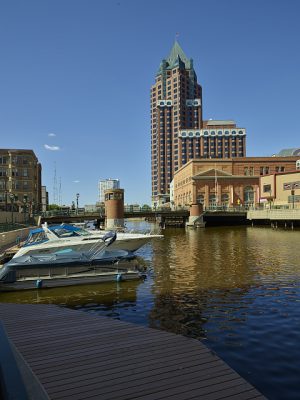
[0,223,29,233]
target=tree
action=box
[48,204,60,210]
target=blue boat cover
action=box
[29,228,44,234]
[48,224,81,232]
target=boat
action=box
[11,224,115,259]
[12,223,163,259]
[0,231,143,289]
[89,229,164,252]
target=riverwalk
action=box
[0,303,265,399]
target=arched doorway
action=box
[244,186,254,208]
[221,193,229,209]
[209,194,216,209]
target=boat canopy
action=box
[24,229,49,247]
[30,228,45,234]
[48,224,91,238]
[48,224,81,232]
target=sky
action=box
[1,0,300,206]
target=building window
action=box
[263,184,271,193]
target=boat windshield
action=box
[24,231,49,246]
[51,226,92,238]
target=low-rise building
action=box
[260,171,300,208]
[41,186,48,212]
[0,149,42,212]
[173,157,299,209]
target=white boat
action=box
[89,230,163,252]
[13,223,163,258]
[0,231,143,288]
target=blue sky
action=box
[1,0,300,206]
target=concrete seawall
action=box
[0,227,33,251]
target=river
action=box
[1,222,300,399]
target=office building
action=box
[41,185,48,212]
[98,178,120,203]
[151,41,246,207]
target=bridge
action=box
[39,208,248,228]
[247,208,300,228]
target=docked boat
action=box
[11,224,115,259]
[12,223,163,259]
[0,231,143,289]
[89,229,164,252]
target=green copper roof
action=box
[156,41,193,75]
[167,40,190,68]
[276,148,300,156]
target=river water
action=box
[1,222,300,399]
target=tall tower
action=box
[151,41,246,207]
[151,41,203,207]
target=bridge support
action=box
[104,188,124,231]
[186,204,206,228]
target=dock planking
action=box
[0,303,266,399]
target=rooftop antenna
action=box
[53,162,58,205]
[58,177,62,207]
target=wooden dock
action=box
[0,303,266,400]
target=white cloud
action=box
[44,144,60,151]
[73,180,80,183]
[48,133,56,137]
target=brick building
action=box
[0,149,42,212]
[173,157,299,209]
[151,41,246,207]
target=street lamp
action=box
[76,193,80,214]
[32,200,35,216]
[23,196,27,224]
[9,193,15,225]
[4,175,8,211]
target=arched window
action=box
[221,193,229,207]
[244,186,254,205]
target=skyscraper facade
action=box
[151,42,246,207]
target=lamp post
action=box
[76,193,80,214]
[4,175,8,211]
[23,196,27,224]
[9,193,15,225]
[32,200,35,217]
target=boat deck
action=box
[0,303,266,399]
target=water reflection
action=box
[1,223,300,399]
[0,280,141,308]
[151,226,300,293]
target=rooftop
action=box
[274,148,300,157]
